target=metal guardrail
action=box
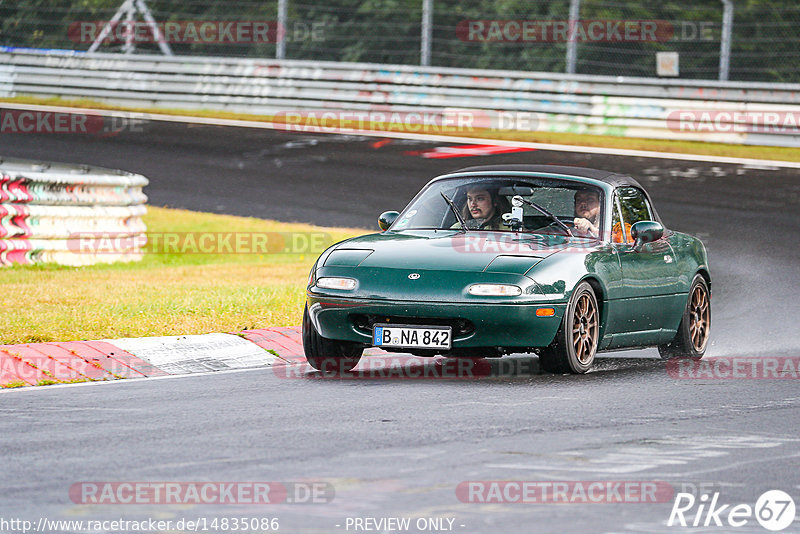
[1,49,800,147]
[0,157,148,266]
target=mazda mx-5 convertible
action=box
[303,165,711,374]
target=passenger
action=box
[459,186,510,230]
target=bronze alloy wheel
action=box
[572,292,598,364]
[658,274,711,360]
[688,283,710,352]
[539,281,599,374]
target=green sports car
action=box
[303,165,711,374]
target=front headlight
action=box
[316,277,357,290]
[468,283,522,296]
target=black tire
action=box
[539,282,599,374]
[302,305,363,372]
[658,275,710,360]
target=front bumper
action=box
[306,295,566,350]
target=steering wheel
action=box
[538,218,575,236]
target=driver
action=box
[573,189,633,243]
[459,186,510,230]
[573,189,601,238]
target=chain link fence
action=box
[2,0,799,83]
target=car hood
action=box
[324,230,572,276]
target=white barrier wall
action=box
[0,157,148,266]
[1,48,800,146]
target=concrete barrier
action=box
[2,48,800,146]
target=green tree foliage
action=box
[1,0,798,82]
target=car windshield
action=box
[391,175,605,239]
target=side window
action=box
[617,187,652,224]
[612,187,651,244]
[611,195,630,244]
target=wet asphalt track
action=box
[1,121,800,533]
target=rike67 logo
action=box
[668,490,796,531]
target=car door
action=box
[609,187,682,347]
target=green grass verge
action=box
[0,207,367,345]
[3,95,800,163]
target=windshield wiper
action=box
[441,192,468,232]
[512,194,573,237]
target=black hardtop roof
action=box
[448,164,644,190]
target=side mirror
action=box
[631,220,664,249]
[378,211,400,231]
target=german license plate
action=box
[372,324,452,350]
